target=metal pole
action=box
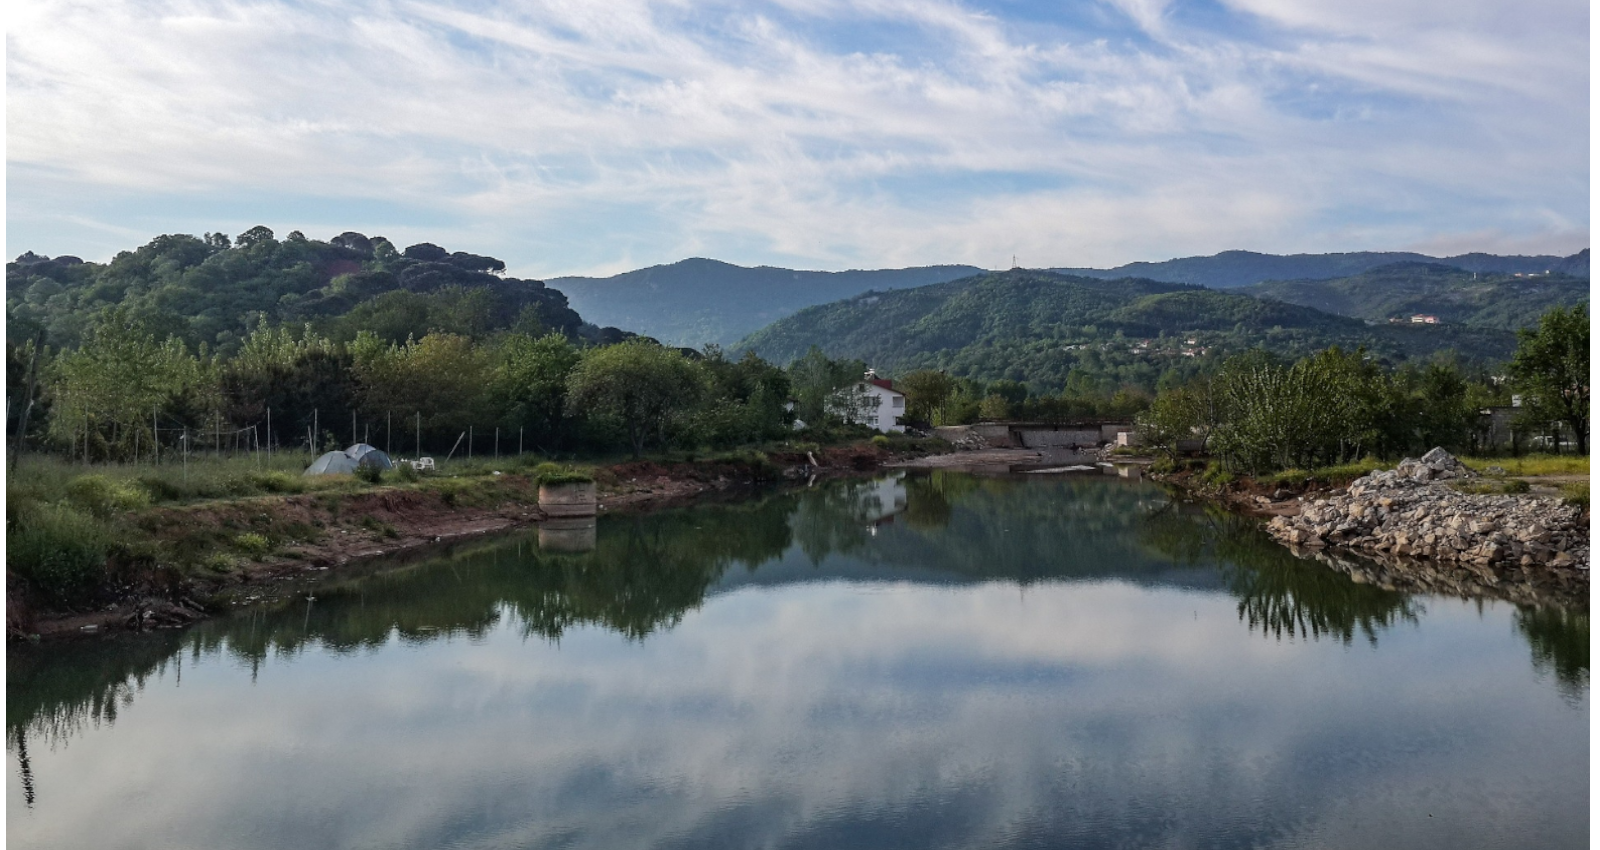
[416,412,421,458]
[352,411,357,447]
[387,411,391,455]
[495,427,499,459]
[154,407,160,465]
[520,427,524,456]
[313,408,319,453]
[469,426,473,459]
[266,407,272,464]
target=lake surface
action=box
[8,472,1589,850]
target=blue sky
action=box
[6,0,1589,278]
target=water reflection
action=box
[7,474,1589,849]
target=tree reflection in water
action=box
[1515,606,1589,700]
[8,472,1587,770]
[1138,500,1420,645]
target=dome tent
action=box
[346,443,394,470]
[304,444,394,475]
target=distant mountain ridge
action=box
[1053,248,1587,289]
[550,259,985,348]
[1237,262,1590,329]
[737,269,1524,392]
[551,249,1586,347]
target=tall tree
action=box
[1508,305,1589,453]
[566,341,706,458]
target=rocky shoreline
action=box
[1262,449,1588,605]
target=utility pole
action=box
[266,407,271,465]
[10,329,44,472]
[386,411,392,455]
[495,427,499,460]
[313,408,319,453]
[352,411,357,447]
[468,426,473,459]
[416,412,421,458]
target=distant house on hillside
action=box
[1410,314,1440,324]
[827,370,907,433]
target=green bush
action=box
[233,532,272,557]
[1198,462,1234,487]
[8,504,112,608]
[870,434,890,447]
[395,463,420,483]
[64,474,150,518]
[1500,479,1532,494]
[1559,482,1588,508]
[354,463,383,484]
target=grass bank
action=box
[6,434,948,637]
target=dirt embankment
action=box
[12,443,919,640]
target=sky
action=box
[5,0,1591,278]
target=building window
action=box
[892,397,903,408]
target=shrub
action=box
[395,464,420,483]
[1559,482,1588,508]
[870,434,890,448]
[1500,479,1531,494]
[64,475,150,518]
[1198,462,1234,487]
[8,504,112,608]
[354,463,383,484]
[234,532,272,557]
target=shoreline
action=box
[10,443,914,642]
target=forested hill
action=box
[549,258,986,347]
[737,269,1522,393]
[1053,248,1587,289]
[1237,262,1590,329]
[5,229,632,354]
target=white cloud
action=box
[5,0,1588,273]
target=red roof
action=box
[867,378,895,391]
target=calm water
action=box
[7,473,1589,850]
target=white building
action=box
[827,370,907,432]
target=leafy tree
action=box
[1508,306,1589,453]
[49,308,212,460]
[353,332,492,451]
[898,369,956,425]
[566,341,706,458]
[488,333,581,453]
[787,346,864,427]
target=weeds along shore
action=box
[7,436,947,639]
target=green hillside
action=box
[1237,262,1590,329]
[1054,248,1586,288]
[550,258,986,348]
[6,229,628,353]
[738,269,1522,392]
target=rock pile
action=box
[1264,448,1588,595]
[947,431,993,451]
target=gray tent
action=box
[305,451,359,475]
[346,443,394,471]
[304,444,394,475]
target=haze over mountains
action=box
[555,250,1588,347]
[550,259,984,349]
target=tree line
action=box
[1136,305,1589,473]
